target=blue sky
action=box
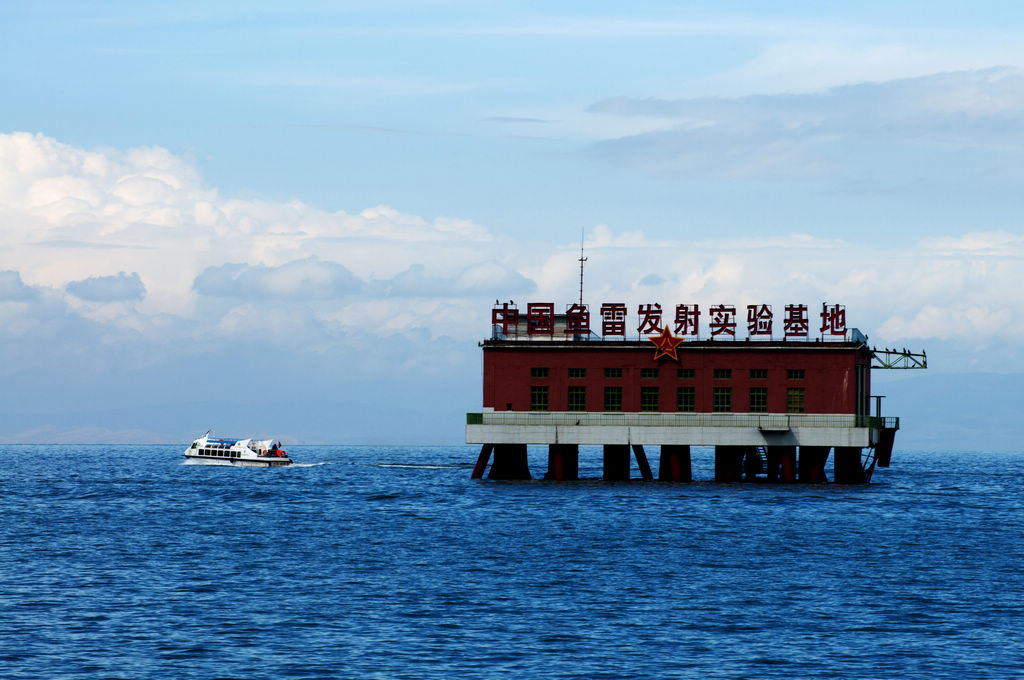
[1,2,1023,448]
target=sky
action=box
[1,1,1023,449]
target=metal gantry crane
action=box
[870,347,927,370]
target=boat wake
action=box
[375,463,474,470]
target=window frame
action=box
[640,386,660,412]
[749,387,768,413]
[786,387,806,413]
[676,386,695,412]
[530,385,549,411]
[604,385,623,412]
[567,385,586,411]
[713,386,732,412]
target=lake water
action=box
[2,445,1022,679]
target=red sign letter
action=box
[674,304,700,336]
[637,303,663,335]
[784,304,809,338]
[491,302,519,336]
[564,303,590,335]
[709,305,737,337]
[600,303,627,337]
[527,303,555,335]
[747,304,773,336]
[820,303,847,336]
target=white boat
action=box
[183,432,292,467]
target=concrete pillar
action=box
[545,444,579,481]
[714,446,744,482]
[765,446,796,483]
[603,444,630,481]
[658,445,692,482]
[742,446,762,482]
[471,443,494,479]
[798,446,830,483]
[632,445,653,480]
[489,444,531,480]
[834,447,868,484]
[875,429,896,468]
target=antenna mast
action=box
[578,229,587,308]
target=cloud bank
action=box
[588,68,1024,178]
[1,132,1022,363]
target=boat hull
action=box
[183,453,292,467]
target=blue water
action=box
[2,445,1023,679]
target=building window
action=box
[713,387,732,412]
[604,386,622,411]
[787,388,806,413]
[749,387,768,413]
[676,387,695,412]
[677,368,695,379]
[567,386,586,411]
[640,386,659,411]
[787,369,805,380]
[749,369,768,380]
[568,368,586,379]
[531,367,549,378]
[604,368,623,379]
[530,385,549,411]
[641,368,659,379]
[713,368,732,380]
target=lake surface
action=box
[2,445,1022,679]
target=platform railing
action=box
[467,412,899,430]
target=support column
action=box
[714,446,744,482]
[765,446,796,483]
[603,444,630,481]
[632,445,653,481]
[658,445,692,482]
[798,446,830,483]
[834,447,868,484]
[545,444,579,481]
[471,443,493,479]
[489,444,531,480]
[742,446,761,482]
[875,429,897,468]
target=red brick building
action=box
[467,305,909,484]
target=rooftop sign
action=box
[491,302,849,341]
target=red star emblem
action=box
[649,325,684,362]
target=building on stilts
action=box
[467,298,926,484]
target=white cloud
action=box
[66,271,146,302]
[1,132,1023,374]
[0,271,38,301]
[587,68,1024,178]
[194,258,362,300]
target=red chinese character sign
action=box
[491,302,519,336]
[747,304,773,336]
[674,304,700,336]
[486,301,851,341]
[649,325,684,361]
[637,304,662,335]
[527,303,554,335]
[600,303,627,337]
[709,305,737,337]
[820,303,847,336]
[564,304,590,335]
[784,304,809,338]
